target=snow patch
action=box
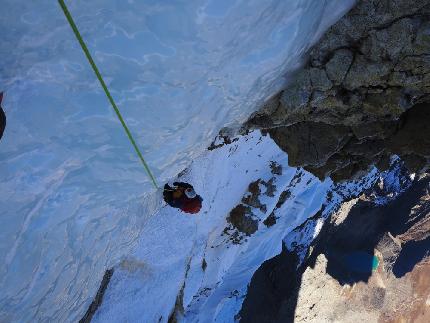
[94,131,332,322]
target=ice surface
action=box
[0,0,354,321]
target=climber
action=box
[0,92,6,140]
[163,182,203,214]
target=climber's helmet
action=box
[185,187,196,199]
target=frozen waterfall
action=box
[0,0,354,321]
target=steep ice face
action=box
[0,0,354,321]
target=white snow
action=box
[94,131,332,322]
[95,131,409,323]
[359,156,413,206]
[0,1,355,321]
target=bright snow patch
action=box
[94,131,332,322]
[95,131,407,323]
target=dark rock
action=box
[239,248,300,323]
[325,49,354,85]
[276,190,291,208]
[245,0,430,143]
[279,71,312,114]
[80,269,114,323]
[261,178,276,198]
[309,68,332,91]
[240,167,430,322]
[227,204,258,236]
[343,55,392,90]
[168,282,185,323]
[265,102,430,181]
[241,180,267,212]
[267,122,351,168]
[208,132,239,151]
[269,161,283,176]
[263,212,277,227]
[387,102,430,158]
[0,92,5,140]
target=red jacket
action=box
[180,197,202,214]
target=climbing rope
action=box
[58,0,159,189]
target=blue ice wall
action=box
[0,0,354,321]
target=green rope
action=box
[58,0,159,189]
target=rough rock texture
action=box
[262,101,430,181]
[240,169,430,323]
[295,173,430,323]
[227,204,258,237]
[245,0,430,180]
[225,174,281,239]
[240,2,430,322]
[249,0,430,127]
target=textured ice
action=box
[0,0,354,321]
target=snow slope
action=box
[0,1,355,321]
[94,130,382,323]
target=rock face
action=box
[245,0,430,180]
[224,163,286,241]
[240,167,430,323]
[265,102,430,181]
[249,0,430,127]
[240,1,430,322]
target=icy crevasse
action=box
[0,1,354,321]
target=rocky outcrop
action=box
[240,2,430,322]
[240,166,430,323]
[226,204,259,238]
[265,102,430,181]
[225,166,285,239]
[224,179,269,239]
[248,0,430,127]
[295,172,430,323]
[245,0,430,180]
